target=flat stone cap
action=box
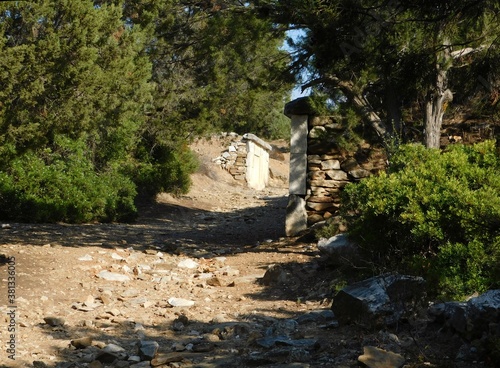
[284,97,315,118]
[242,133,272,151]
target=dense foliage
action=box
[0,1,293,222]
[342,141,500,299]
[257,0,500,148]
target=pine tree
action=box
[0,0,152,221]
[257,0,500,148]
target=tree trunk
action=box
[424,87,453,149]
[424,42,453,149]
[351,92,388,140]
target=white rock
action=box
[83,295,95,306]
[111,253,124,260]
[198,272,214,280]
[97,271,130,282]
[177,259,199,269]
[122,265,133,273]
[168,297,195,307]
[317,233,356,257]
[78,254,93,261]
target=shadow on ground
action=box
[0,195,470,368]
[0,195,288,255]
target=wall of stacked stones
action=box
[284,98,387,236]
[213,133,272,190]
[305,116,387,225]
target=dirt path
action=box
[0,137,330,368]
[0,136,479,368]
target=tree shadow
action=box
[0,193,470,367]
[0,194,289,257]
[28,306,354,368]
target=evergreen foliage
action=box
[257,0,500,147]
[0,1,151,222]
[342,141,500,299]
[0,135,137,223]
[0,0,293,222]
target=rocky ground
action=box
[0,135,491,368]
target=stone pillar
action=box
[284,98,315,236]
[284,97,388,236]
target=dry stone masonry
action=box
[284,98,387,236]
[213,132,272,190]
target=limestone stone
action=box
[307,155,322,164]
[358,346,405,368]
[151,353,185,365]
[260,264,289,285]
[309,179,348,188]
[429,289,500,340]
[284,97,316,117]
[307,171,325,180]
[255,336,317,349]
[206,276,222,287]
[306,195,334,203]
[317,234,356,261]
[321,159,341,170]
[340,157,360,172]
[290,115,308,153]
[96,343,128,363]
[325,170,349,181]
[295,310,336,325]
[43,316,65,327]
[306,201,337,212]
[349,168,371,179]
[290,153,307,194]
[309,187,329,196]
[129,362,151,368]
[167,297,195,307]
[332,274,426,327]
[286,195,307,236]
[307,214,325,225]
[325,122,344,131]
[138,340,159,360]
[177,259,199,269]
[97,271,130,282]
[308,126,326,139]
[243,133,272,151]
[71,337,93,349]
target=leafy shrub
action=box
[133,142,199,196]
[0,136,137,223]
[342,141,500,299]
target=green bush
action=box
[342,140,500,299]
[133,142,199,196]
[0,136,137,223]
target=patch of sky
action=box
[281,28,311,100]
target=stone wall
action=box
[284,98,387,236]
[214,133,272,190]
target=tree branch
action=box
[451,45,487,59]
